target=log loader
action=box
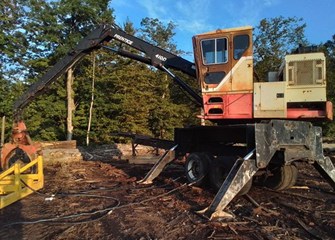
[1,23,334,219]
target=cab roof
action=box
[194,26,253,38]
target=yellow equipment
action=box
[0,156,44,209]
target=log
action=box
[116,143,162,157]
[323,143,335,153]
[128,155,161,165]
[42,148,82,162]
[39,140,77,149]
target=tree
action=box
[0,78,13,117]
[0,77,14,143]
[20,0,114,141]
[139,17,178,53]
[0,0,27,139]
[138,18,199,139]
[2,5,199,143]
[322,34,335,137]
[254,16,307,81]
[324,35,335,102]
[0,0,28,82]
[66,68,75,140]
[110,21,154,136]
[86,53,96,145]
[71,20,153,144]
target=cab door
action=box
[193,32,232,92]
[192,27,254,120]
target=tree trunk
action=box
[66,68,75,141]
[1,116,5,147]
[86,54,96,146]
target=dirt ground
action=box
[0,145,334,240]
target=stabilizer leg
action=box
[311,126,335,190]
[313,156,335,190]
[138,145,178,184]
[198,150,258,220]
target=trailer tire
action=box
[209,159,252,196]
[185,152,211,186]
[265,164,298,191]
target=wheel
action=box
[286,164,298,189]
[209,157,252,196]
[184,152,211,186]
[265,164,298,191]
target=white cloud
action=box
[135,0,168,19]
[110,0,132,9]
[174,0,213,33]
[132,0,213,34]
[218,0,281,27]
[263,0,280,6]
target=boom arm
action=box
[14,24,202,118]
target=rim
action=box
[186,158,202,181]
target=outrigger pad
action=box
[197,207,235,220]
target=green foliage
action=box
[139,18,178,53]
[0,77,14,119]
[0,0,28,81]
[254,16,307,81]
[324,35,335,102]
[138,18,199,139]
[0,2,200,144]
[321,34,335,137]
[18,0,114,142]
[5,5,333,144]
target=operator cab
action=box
[193,26,254,120]
[193,26,332,121]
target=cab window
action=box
[233,35,249,59]
[204,71,226,84]
[201,38,228,65]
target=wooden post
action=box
[66,68,75,141]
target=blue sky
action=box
[110,0,335,58]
